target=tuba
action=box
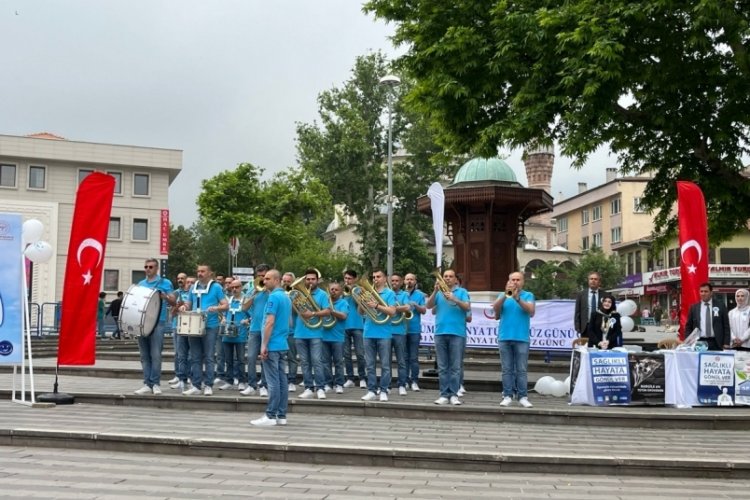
[287,276,329,329]
[317,282,338,329]
[351,278,391,325]
[391,287,414,325]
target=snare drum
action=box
[118,284,161,337]
[219,323,239,338]
[177,311,206,336]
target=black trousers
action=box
[699,337,721,351]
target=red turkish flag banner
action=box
[677,181,709,340]
[58,172,116,365]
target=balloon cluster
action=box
[534,375,571,397]
[616,299,638,332]
[22,219,54,263]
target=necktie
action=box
[590,290,597,320]
[704,302,712,337]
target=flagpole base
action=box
[36,392,75,405]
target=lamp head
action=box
[379,74,401,87]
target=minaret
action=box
[523,143,555,248]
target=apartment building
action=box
[0,133,182,304]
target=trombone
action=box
[243,276,265,303]
[351,278,391,325]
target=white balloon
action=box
[550,380,567,397]
[616,299,638,317]
[534,375,556,395]
[564,376,571,394]
[620,316,635,332]
[24,240,54,263]
[22,219,44,245]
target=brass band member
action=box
[404,273,427,391]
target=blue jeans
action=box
[188,326,218,388]
[344,328,365,381]
[137,321,166,387]
[364,337,391,393]
[286,334,298,384]
[500,340,530,398]
[247,332,267,389]
[434,334,463,398]
[174,332,190,381]
[262,350,288,419]
[391,334,407,388]
[406,333,421,384]
[296,338,324,390]
[222,341,247,384]
[215,330,226,380]
[321,341,345,387]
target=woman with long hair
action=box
[729,288,750,351]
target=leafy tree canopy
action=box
[197,163,332,265]
[365,0,750,245]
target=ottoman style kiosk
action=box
[417,157,553,299]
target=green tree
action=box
[166,224,198,282]
[365,0,750,245]
[197,163,332,266]
[297,52,458,278]
[570,248,625,292]
[525,261,578,300]
[191,221,232,277]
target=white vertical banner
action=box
[427,182,445,268]
[0,213,24,365]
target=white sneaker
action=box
[183,386,201,396]
[411,382,420,392]
[457,385,466,397]
[398,386,407,396]
[168,376,179,385]
[238,383,248,391]
[323,385,332,393]
[434,396,449,405]
[218,382,233,390]
[276,418,287,426]
[299,389,314,399]
[359,380,367,388]
[343,380,355,388]
[134,385,152,395]
[152,385,162,395]
[250,415,277,427]
[519,397,533,408]
[288,383,297,392]
[169,381,184,390]
[204,386,213,396]
[317,389,327,400]
[233,378,239,386]
[450,396,462,406]
[334,385,344,394]
[259,387,269,397]
[213,377,223,385]
[379,392,388,402]
[361,391,377,401]
[240,386,256,396]
[500,396,513,407]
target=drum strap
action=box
[191,280,216,312]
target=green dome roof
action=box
[452,157,519,185]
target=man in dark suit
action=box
[685,282,730,350]
[574,272,604,337]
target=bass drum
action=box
[118,284,161,337]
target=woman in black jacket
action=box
[587,294,623,349]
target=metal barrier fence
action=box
[38,302,61,337]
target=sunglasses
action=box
[144,265,156,269]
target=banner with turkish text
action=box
[677,181,709,340]
[0,214,24,365]
[58,172,115,365]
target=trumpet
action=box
[287,277,333,329]
[505,289,514,297]
[244,276,265,298]
[351,278,391,325]
[432,269,451,295]
[342,284,352,296]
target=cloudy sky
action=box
[1,1,612,227]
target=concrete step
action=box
[1,400,748,479]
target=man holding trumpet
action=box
[493,271,535,408]
[426,269,471,405]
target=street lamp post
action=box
[379,74,400,277]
